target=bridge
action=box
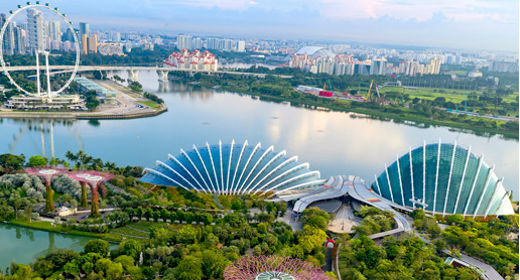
[3,65,292,81]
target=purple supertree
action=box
[67,171,114,217]
[25,167,68,212]
[223,255,330,280]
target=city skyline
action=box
[0,0,517,53]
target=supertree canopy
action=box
[25,167,67,212]
[223,255,330,280]
[67,171,114,216]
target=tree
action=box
[28,155,48,167]
[84,239,110,257]
[300,207,331,230]
[174,256,203,280]
[446,214,464,225]
[297,225,327,253]
[201,250,229,279]
[0,153,25,171]
[118,239,141,260]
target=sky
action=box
[1,0,518,53]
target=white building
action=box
[27,8,45,54]
[176,34,193,50]
[98,43,125,56]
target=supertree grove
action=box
[67,171,114,217]
[223,255,330,280]
[25,167,68,212]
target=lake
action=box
[0,223,103,270]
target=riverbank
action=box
[218,85,519,139]
[167,70,517,138]
[0,80,167,120]
[6,219,122,243]
[0,106,167,120]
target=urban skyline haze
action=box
[0,0,518,53]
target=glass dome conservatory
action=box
[140,140,324,196]
[371,141,514,217]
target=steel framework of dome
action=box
[140,140,324,196]
[371,140,514,217]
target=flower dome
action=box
[140,140,324,196]
[372,141,514,217]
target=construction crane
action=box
[365,80,382,102]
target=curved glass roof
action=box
[140,140,324,195]
[295,46,335,59]
[371,142,514,217]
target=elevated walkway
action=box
[292,175,350,213]
[346,175,412,238]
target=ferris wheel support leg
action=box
[35,50,41,96]
[45,52,52,100]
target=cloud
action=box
[312,0,516,23]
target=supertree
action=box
[25,167,67,212]
[223,255,330,280]
[67,171,114,217]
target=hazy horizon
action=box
[0,0,518,53]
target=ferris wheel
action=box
[0,2,80,99]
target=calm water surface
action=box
[0,70,518,201]
[0,223,102,270]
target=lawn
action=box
[137,100,161,109]
[109,221,174,239]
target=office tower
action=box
[27,8,45,54]
[82,34,88,54]
[79,22,89,36]
[87,34,97,53]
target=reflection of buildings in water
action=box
[158,80,169,92]
[7,119,83,158]
[168,83,214,102]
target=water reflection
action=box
[0,71,517,200]
[0,223,99,269]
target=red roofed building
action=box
[163,49,218,71]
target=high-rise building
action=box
[176,34,192,50]
[81,34,88,54]
[13,25,25,54]
[109,31,120,42]
[79,22,89,36]
[61,28,74,42]
[48,21,61,41]
[236,40,245,52]
[0,14,15,55]
[88,34,98,53]
[27,8,45,54]
[426,56,441,74]
[370,58,386,75]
